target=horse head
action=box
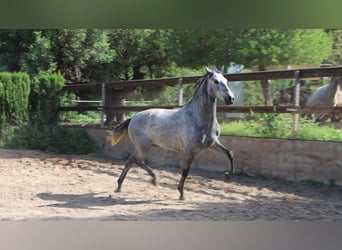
[205,67,235,105]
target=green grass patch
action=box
[220,114,342,141]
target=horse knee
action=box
[181,168,190,178]
[228,150,234,160]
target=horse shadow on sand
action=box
[37,192,161,210]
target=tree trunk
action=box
[105,86,137,125]
[259,65,273,106]
[104,66,145,125]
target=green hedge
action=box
[0,72,97,154]
[30,72,65,125]
[0,72,65,127]
[0,72,30,128]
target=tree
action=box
[168,29,241,68]
[103,29,173,124]
[238,29,290,105]
[0,30,35,72]
[287,29,333,64]
[20,29,116,82]
[0,29,174,124]
[169,29,333,105]
[236,29,333,105]
[328,29,342,66]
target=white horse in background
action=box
[306,76,342,123]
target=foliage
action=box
[296,119,342,141]
[0,29,336,82]
[238,29,290,68]
[167,29,333,69]
[0,71,97,155]
[21,29,115,81]
[29,72,65,125]
[126,65,205,105]
[1,123,98,154]
[288,29,333,64]
[0,72,30,129]
[242,80,264,106]
[59,111,101,125]
[328,29,342,65]
[220,114,342,141]
[0,30,35,72]
[238,29,333,67]
[168,29,240,68]
[105,29,172,80]
[168,29,333,105]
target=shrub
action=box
[29,72,65,125]
[0,72,30,128]
[3,123,98,154]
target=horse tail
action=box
[107,118,131,146]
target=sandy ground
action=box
[0,149,341,221]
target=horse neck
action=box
[185,79,217,131]
[329,77,339,91]
[327,77,340,99]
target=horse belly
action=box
[153,134,185,152]
[149,120,186,152]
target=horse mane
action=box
[188,69,222,104]
[193,75,207,95]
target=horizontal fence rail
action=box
[63,66,342,91]
[59,105,342,115]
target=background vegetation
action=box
[0,72,97,154]
[221,114,342,141]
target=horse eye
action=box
[214,80,219,84]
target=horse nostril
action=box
[231,96,235,102]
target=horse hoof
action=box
[151,179,157,186]
[115,188,121,193]
[223,172,231,181]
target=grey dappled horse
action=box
[109,67,235,200]
[306,76,342,123]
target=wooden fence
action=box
[60,66,342,137]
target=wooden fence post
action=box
[292,71,301,139]
[178,78,183,106]
[100,83,106,128]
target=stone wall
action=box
[86,128,342,186]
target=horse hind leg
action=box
[116,150,156,193]
[116,153,135,192]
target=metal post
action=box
[292,71,300,139]
[100,83,106,128]
[178,78,183,106]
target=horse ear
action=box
[205,66,213,74]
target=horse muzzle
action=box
[224,95,235,105]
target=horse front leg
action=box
[213,140,234,180]
[177,154,194,200]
